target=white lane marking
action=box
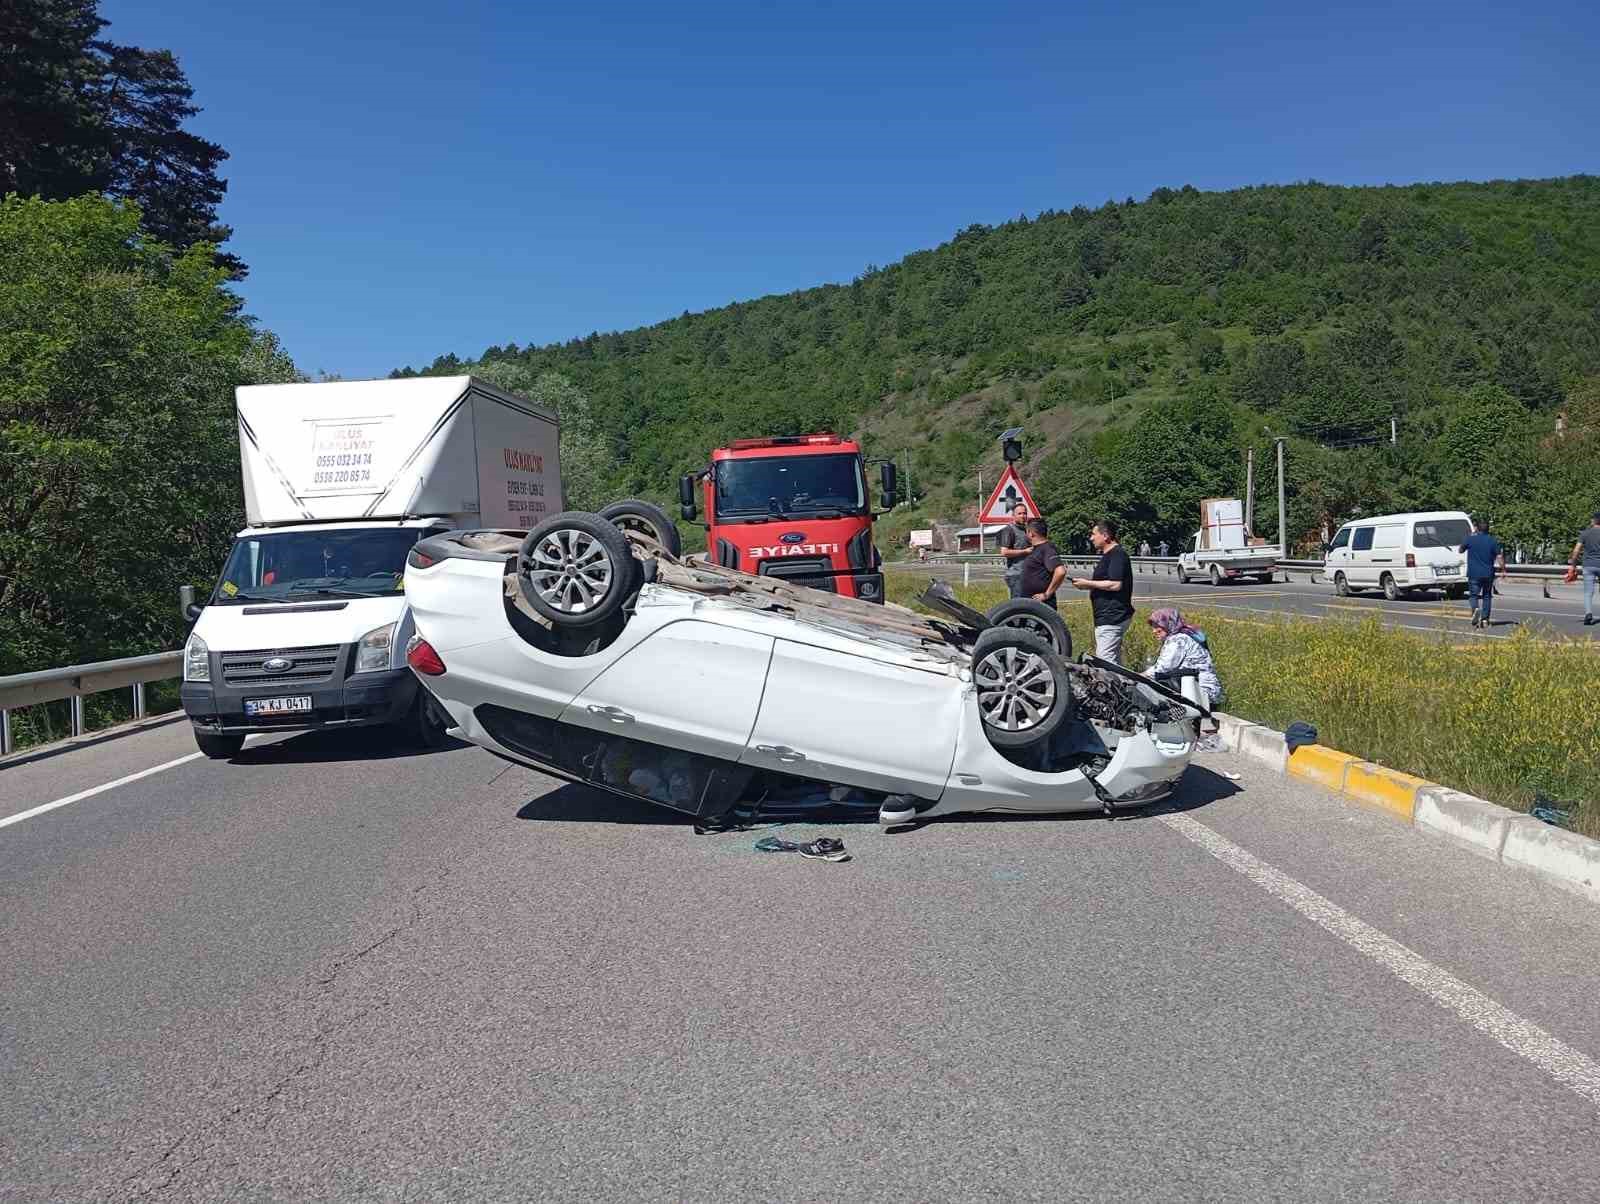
[0,753,204,832]
[1160,811,1600,1109]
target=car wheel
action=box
[1382,573,1399,601]
[1209,564,1223,586]
[1334,572,1350,597]
[599,498,683,558]
[1446,584,1466,600]
[402,689,449,749]
[984,598,1072,658]
[518,511,641,629]
[194,730,245,760]
[971,628,1073,749]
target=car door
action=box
[742,639,961,799]
[1347,526,1377,584]
[1369,523,1404,583]
[559,620,774,761]
[1324,526,1352,581]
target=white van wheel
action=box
[1382,573,1399,601]
[1334,572,1350,597]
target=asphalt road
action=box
[4,720,1600,1200]
[893,561,1599,642]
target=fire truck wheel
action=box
[600,499,683,558]
[971,628,1072,750]
[518,512,642,629]
[984,598,1072,658]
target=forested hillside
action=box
[399,176,1600,555]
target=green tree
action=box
[0,194,255,674]
[0,0,239,273]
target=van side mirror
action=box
[678,473,698,521]
[179,584,203,623]
[879,460,898,510]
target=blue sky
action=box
[103,0,1599,380]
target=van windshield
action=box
[1414,520,1471,548]
[213,528,431,602]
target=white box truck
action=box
[1176,497,1279,585]
[179,376,561,758]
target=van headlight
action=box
[353,623,397,674]
[184,632,210,682]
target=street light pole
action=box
[1275,437,1288,558]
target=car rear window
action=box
[1414,519,1471,548]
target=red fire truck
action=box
[677,433,898,602]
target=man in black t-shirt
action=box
[1070,518,1135,664]
[996,503,1031,597]
[1018,518,1066,608]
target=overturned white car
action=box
[401,505,1208,829]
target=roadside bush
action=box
[887,576,1600,837]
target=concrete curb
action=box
[1212,713,1600,906]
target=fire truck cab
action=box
[679,434,897,602]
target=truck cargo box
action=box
[1199,497,1246,551]
[235,376,561,528]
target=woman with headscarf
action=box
[1144,607,1222,707]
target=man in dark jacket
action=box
[1459,515,1504,630]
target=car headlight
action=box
[353,623,397,674]
[184,632,210,682]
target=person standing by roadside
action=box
[1570,511,1600,626]
[1071,519,1135,664]
[1138,539,1152,557]
[1459,515,1505,630]
[1157,539,1169,558]
[1019,518,1066,608]
[996,502,1031,598]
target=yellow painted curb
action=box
[1287,744,1360,791]
[1343,762,1428,822]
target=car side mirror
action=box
[879,460,898,510]
[180,584,204,622]
[678,473,698,522]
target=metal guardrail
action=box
[0,651,182,756]
[900,554,1570,585]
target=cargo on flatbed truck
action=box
[677,433,897,602]
[179,376,560,759]
[1176,496,1279,585]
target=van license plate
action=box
[245,696,312,716]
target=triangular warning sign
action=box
[979,464,1041,523]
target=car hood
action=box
[193,594,405,649]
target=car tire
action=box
[1334,572,1350,597]
[970,627,1073,750]
[518,511,642,629]
[599,498,683,558]
[1446,584,1466,600]
[1209,564,1223,586]
[403,688,450,749]
[194,730,245,760]
[984,598,1072,658]
[1382,573,1399,601]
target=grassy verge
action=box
[887,576,1600,839]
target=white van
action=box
[179,376,561,759]
[1323,510,1471,600]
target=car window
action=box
[1414,519,1471,548]
[1328,528,1351,551]
[1352,527,1375,552]
[1373,525,1404,549]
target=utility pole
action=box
[1275,438,1288,559]
[977,470,983,554]
[1244,447,1255,534]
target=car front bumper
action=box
[181,667,417,735]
